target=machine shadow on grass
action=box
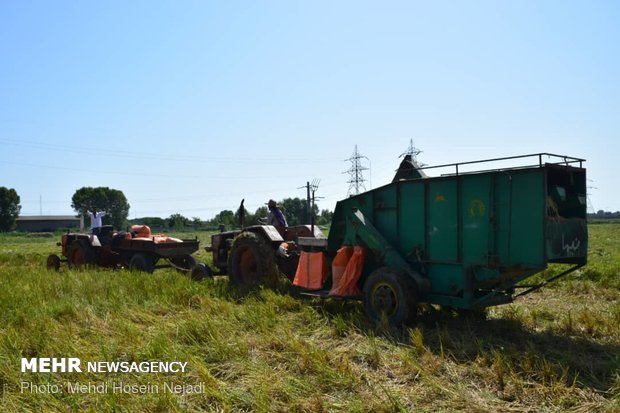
[307,296,619,396]
[205,273,618,396]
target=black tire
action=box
[128,253,155,273]
[363,267,418,326]
[227,231,276,286]
[191,263,213,281]
[47,254,61,271]
[170,255,196,273]
[67,240,96,269]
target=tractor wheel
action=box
[67,240,96,269]
[191,263,213,281]
[128,253,155,273]
[170,255,196,273]
[227,231,276,286]
[47,254,61,271]
[363,267,418,326]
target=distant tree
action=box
[191,217,202,228]
[590,210,620,219]
[71,187,129,230]
[132,217,166,228]
[168,213,190,229]
[207,199,328,229]
[249,206,269,225]
[243,210,256,226]
[210,210,236,229]
[280,197,318,226]
[316,209,333,226]
[0,187,21,232]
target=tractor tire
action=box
[128,253,155,273]
[67,240,96,269]
[227,231,277,286]
[363,267,419,326]
[191,263,213,281]
[170,255,196,273]
[47,254,61,271]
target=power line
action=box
[0,159,304,180]
[0,138,343,164]
[0,160,201,179]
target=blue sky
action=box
[1,1,618,219]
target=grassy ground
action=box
[0,225,618,412]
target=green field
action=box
[0,224,618,412]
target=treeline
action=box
[1,183,334,233]
[132,197,333,231]
[588,210,620,220]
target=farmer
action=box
[260,199,287,228]
[87,207,109,236]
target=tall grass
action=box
[0,225,618,412]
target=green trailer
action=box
[309,153,587,324]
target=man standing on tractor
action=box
[260,199,287,228]
[87,207,109,236]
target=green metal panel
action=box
[343,209,430,292]
[427,180,457,262]
[492,173,511,265]
[427,264,464,297]
[546,219,588,262]
[492,170,545,266]
[327,201,346,251]
[358,192,374,221]
[398,182,425,257]
[508,171,545,265]
[328,191,375,251]
[461,174,491,264]
[373,185,398,248]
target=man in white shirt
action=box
[87,207,108,236]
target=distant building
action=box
[16,215,83,232]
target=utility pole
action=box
[344,145,369,197]
[309,179,321,233]
[299,179,321,227]
[298,181,312,224]
[306,181,311,224]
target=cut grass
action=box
[0,224,618,412]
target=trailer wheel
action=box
[363,267,418,325]
[170,255,196,273]
[67,240,95,269]
[191,263,212,281]
[228,231,276,286]
[129,253,155,273]
[47,254,61,271]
